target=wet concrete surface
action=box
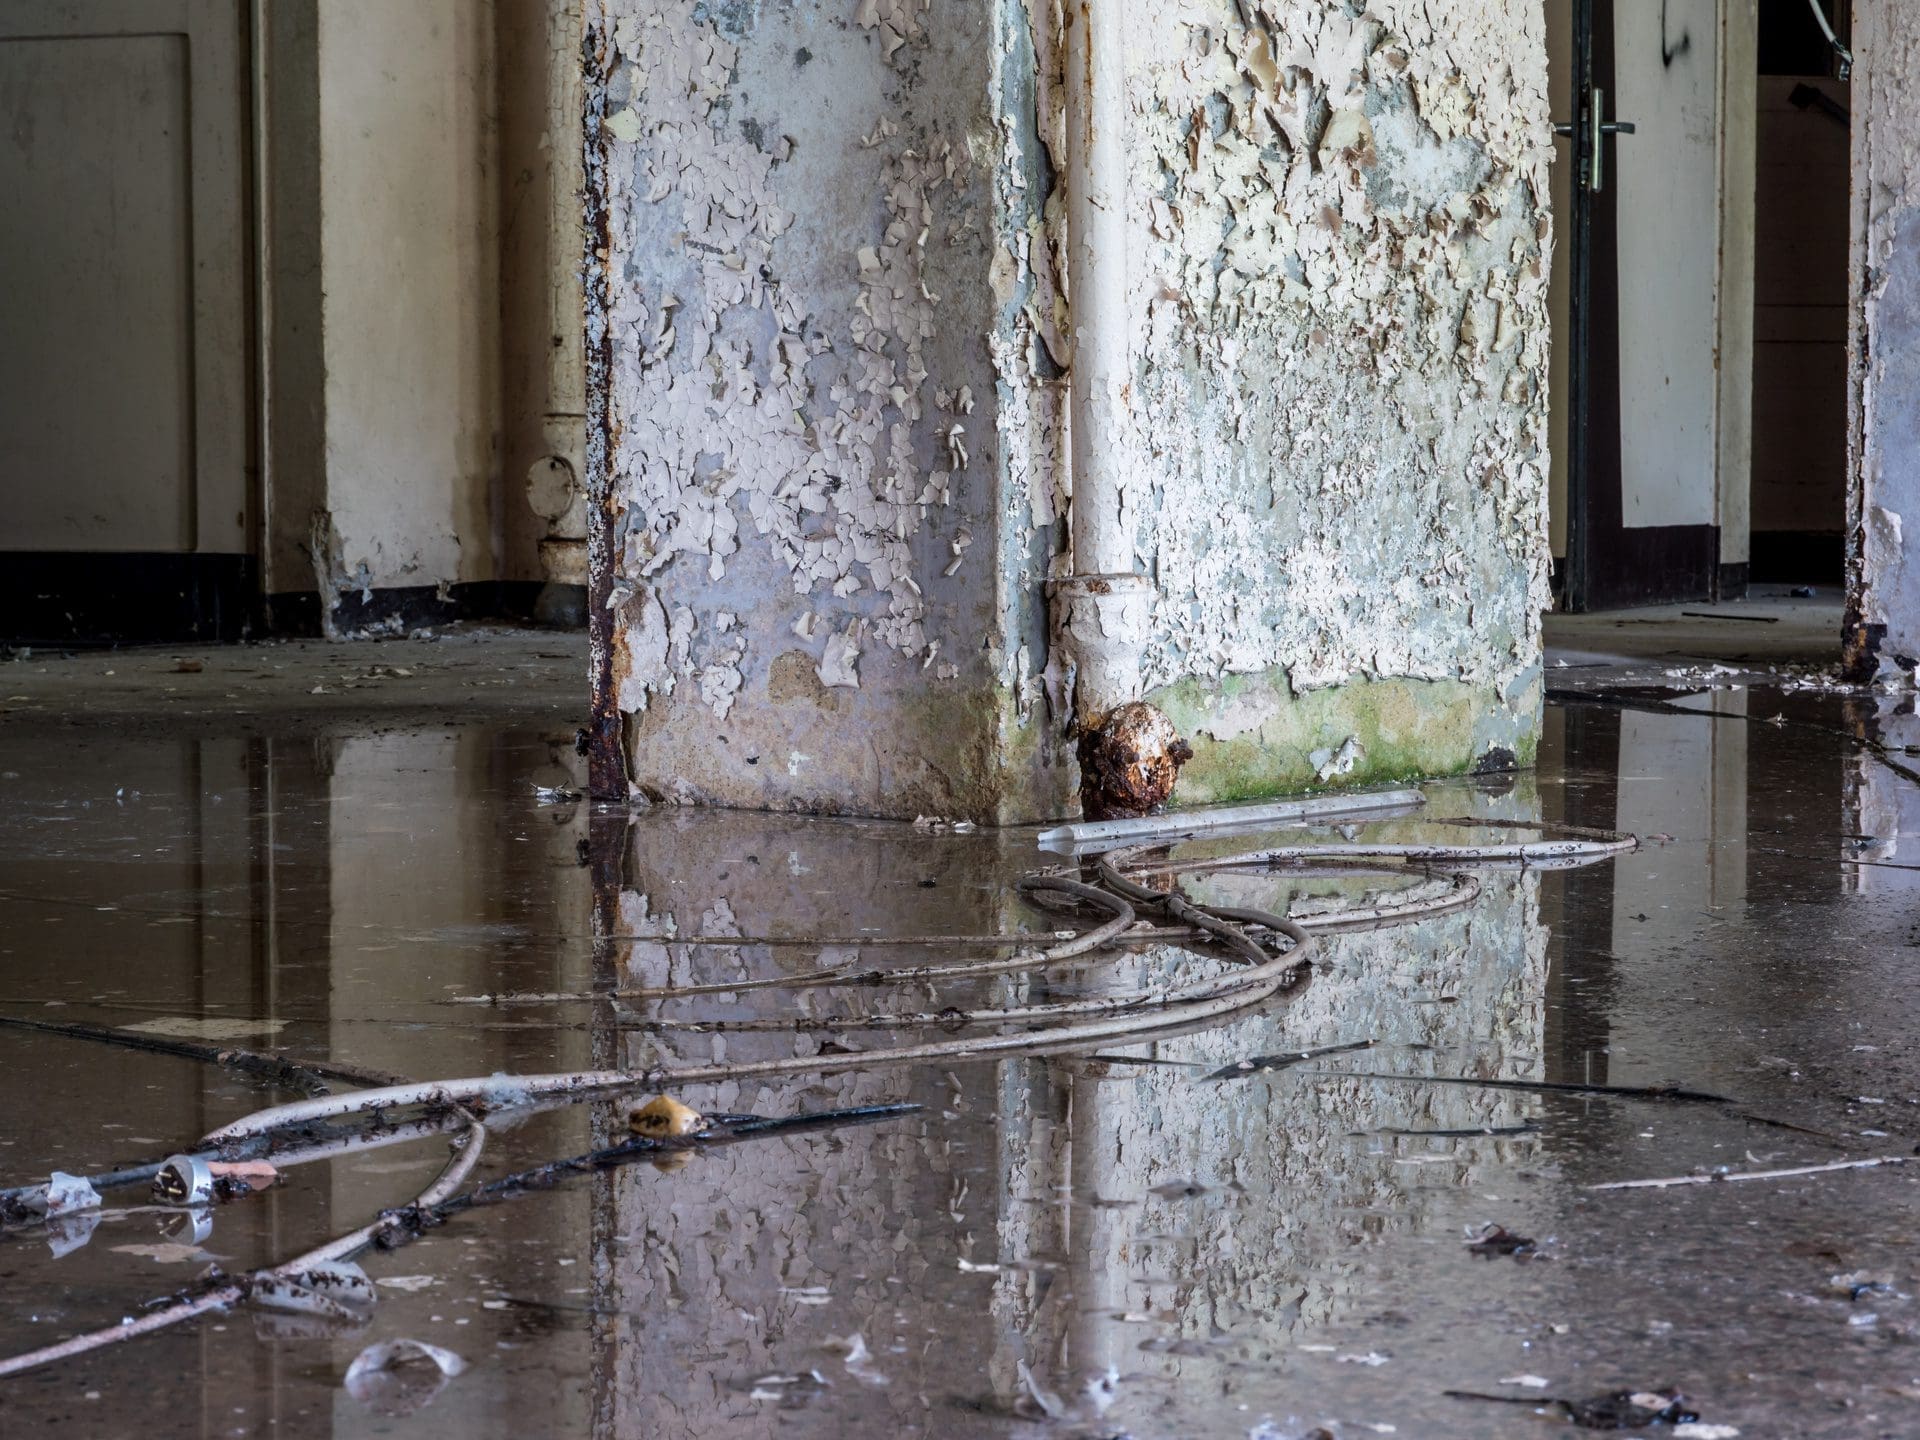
[1,665,1918,1437]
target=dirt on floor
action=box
[0,624,589,739]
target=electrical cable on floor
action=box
[199,825,1631,1145]
[0,815,1634,1379]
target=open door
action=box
[1554,0,1736,611]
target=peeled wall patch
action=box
[594,0,974,724]
[817,623,864,689]
[1852,12,1920,677]
[1102,0,1552,709]
[586,0,1550,815]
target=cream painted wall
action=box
[498,0,586,589]
[1716,0,1756,570]
[314,0,503,593]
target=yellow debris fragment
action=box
[628,1095,705,1139]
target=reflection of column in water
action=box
[590,811,1024,1439]
[585,805,1546,1436]
[1844,694,1920,896]
[1004,870,1545,1420]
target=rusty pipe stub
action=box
[1075,700,1194,822]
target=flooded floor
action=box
[1,633,1917,1438]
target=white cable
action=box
[1805,0,1853,79]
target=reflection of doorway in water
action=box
[1541,690,1855,1093]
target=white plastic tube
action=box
[1036,788,1428,852]
[1064,0,1131,581]
[1059,0,1147,720]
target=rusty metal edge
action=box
[581,8,625,802]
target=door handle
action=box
[1550,88,1635,192]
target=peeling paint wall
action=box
[589,0,1551,820]
[1848,3,1920,681]
[1110,0,1551,787]
[586,0,1063,818]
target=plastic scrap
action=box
[44,1171,101,1218]
[344,1338,466,1416]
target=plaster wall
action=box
[1113,0,1551,801]
[500,0,589,587]
[589,0,1554,820]
[1848,2,1920,678]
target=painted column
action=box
[585,1,1555,821]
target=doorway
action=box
[1751,1,1851,587]
[1548,0,1853,613]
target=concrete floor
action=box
[0,624,588,738]
[0,593,1847,738]
[0,617,1916,1438]
[1544,592,1847,686]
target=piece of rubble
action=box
[1076,702,1193,821]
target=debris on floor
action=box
[344,1338,467,1416]
[0,637,1914,1435]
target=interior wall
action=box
[589,0,1553,821]
[497,0,584,588]
[263,0,583,618]
[1752,73,1849,568]
[1547,3,1574,563]
[1123,0,1552,794]
[261,0,326,597]
[1716,0,1757,577]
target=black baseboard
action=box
[1578,523,1719,610]
[1750,530,1844,584]
[2,554,559,648]
[1715,562,1749,601]
[264,580,550,638]
[1,552,256,647]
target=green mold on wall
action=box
[1149,671,1537,806]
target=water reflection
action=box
[0,693,1913,1438]
[586,787,1548,1438]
